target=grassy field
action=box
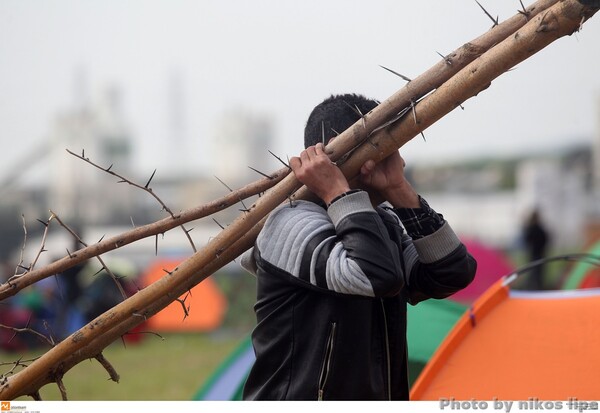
[3,331,245,401]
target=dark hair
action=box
[303,93,379,149]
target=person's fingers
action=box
[315,143,332,164]
[289,156,301,171]
[361,159,375,175]
[300,149,310,162]
[303,145,320,161]
[309,144,320,158]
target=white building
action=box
[48,85,134,225]
[210,108,276,187]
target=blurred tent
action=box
[411,278,600,400]
[141,258,227,332]
[450,238,515,303]
[561,241,600,289]
[406,299,467,384]
[193,298,467,400]
[193,336,254,401]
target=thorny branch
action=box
[55,374,67,400]
[214,175,250,212]
[0,162,289,301]
[0,322,55,347]
[66,149,198,253]
[175,291,191,321]
[51,211,128,300]
[0,357,31,386]
[95,353,120,383]
[12,214,54,279]
[13,215,28,276]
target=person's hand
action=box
[359,150,420,208]
[290,143,350,205]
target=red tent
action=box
[449,238,515,303]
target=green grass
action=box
[3,332,245,401]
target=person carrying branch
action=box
[241,93,477,400]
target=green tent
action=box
[562,241,600,290]
[406,298,467,384]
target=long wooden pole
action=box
[1,0,597,400]
[0,0,559,301]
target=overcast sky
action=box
[1,0,599,183]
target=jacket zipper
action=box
[317,322,337,401]
[380,299,392,400]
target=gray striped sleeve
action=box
[325,243,375,296]
[255,200,375,296]
[256,201,334,276]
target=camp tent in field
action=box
[406,299,467,384]
[561,240,600,289]
[141,258,227,331]
[193,336,254,401]
[411,278,600,400]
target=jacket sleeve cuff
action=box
[411,222,462,264]
[327,190,375,227]
[393,195,446,239]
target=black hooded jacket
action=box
[241,191,476,400]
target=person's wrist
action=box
[383,181,419,208]
[327,188,362,208]
[321,185,351,206]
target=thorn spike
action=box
[145,169,157,189]
[474,0,499,27]
[378,65,411,82]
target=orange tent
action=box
[140,258,227,332]
[411,278,600,400]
